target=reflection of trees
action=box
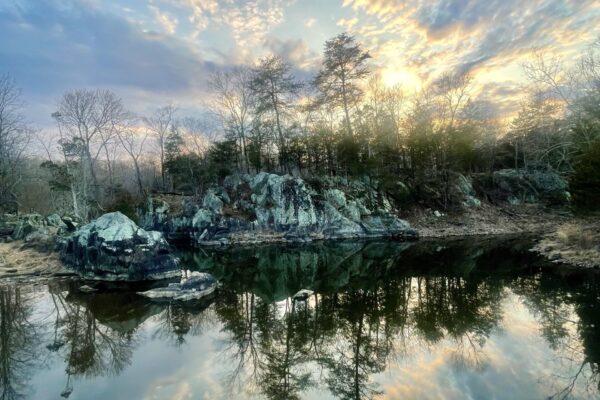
[0,286,40,400]
[3,237,600,400]
[44,282,152,398]
[211,238,516,400]
[513,273,600,399]
[152,299,217,346]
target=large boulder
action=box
[62,212,179,281]
[474,169,570,205]
[250,172,318,236]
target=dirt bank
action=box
[406,203,576,238]
[0,241,72,280]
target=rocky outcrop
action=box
[474,169,570,205]
[0,213,78,251]
[61,212,179,281]
[454,174,481,207]
[139,173,417,245]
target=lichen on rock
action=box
[61,211,179,281]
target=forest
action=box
[1,32,599,220]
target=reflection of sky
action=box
[21,287,594,400]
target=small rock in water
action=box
[293,289,314,301]
[433,210,443,218]
[79,285,98,293]
[138,272,218,301]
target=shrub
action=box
[570,140,600,210]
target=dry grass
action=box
[536,222,600,268]
[556,223,596,249]
[0,242,67,278]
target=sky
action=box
[1,0,599,128]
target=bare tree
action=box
[179,116,215,156]
[116,119,149,196]
[523,52,574,108]
[0,74,32,212]
[55,89,128,204]
[145,105,177,190]
[208,69,252,172]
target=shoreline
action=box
[1,205,597,281]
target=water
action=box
[1,237,599,400]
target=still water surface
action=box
[1,237,599,400]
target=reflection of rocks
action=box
[184,237,540,302]
[65,285,164,333]
[61,212,180,281]
[138,272,218,301]
[139,173,417,246]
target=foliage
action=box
[570,140,600,210]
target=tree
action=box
[314,32,371,138]
[145,105,177,190]
[208,69,253,172]
[54,89,128,206]
[249,55,302,172]
[570,139,600,210]
[165,123,184,163]
[115,120,149,196]
[0,74,32,212]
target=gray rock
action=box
[139,173,417,244]
[138,272,218,301]
[455,174,481,207]
[202,190,224,213]
[62,212,179,281]
[325,189,347,209]
[12,213,45,240]
[250,173,317,235]
[293,289,314,301]
[46,214,68,230]
[474,169,570,205]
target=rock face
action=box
[454,174,481,207]
[0,213,76,250]
[139,173,417,245]
[474,169,570,205]
[61,212,179,281]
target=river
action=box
[1,237,598,399]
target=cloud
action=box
[304,18,316,28]
[339,0,600,106]
[263,37,319,73]
[1,0,599,127]
[149,4,178,34]
[0,0,217,125]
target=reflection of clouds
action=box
[379,291,590,400]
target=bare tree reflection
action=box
[0,286,41,400]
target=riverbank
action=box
[0,241,71,279]
[407,203,575,238]
[1,205,597,280]
[533,220,600,269]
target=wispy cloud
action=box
[0,0,598,126]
